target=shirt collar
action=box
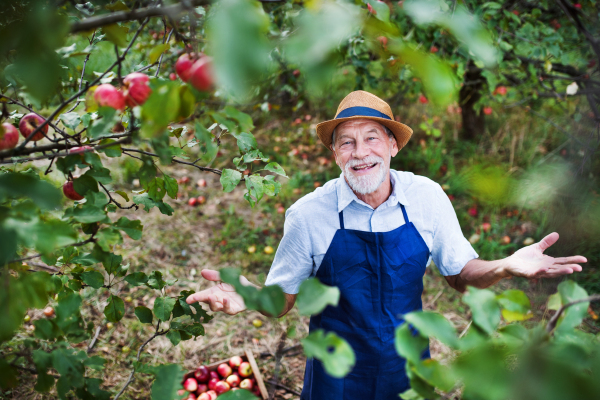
[336,169,410,213]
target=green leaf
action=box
[154,296,176,321]
[0,172,61,209]
[96,139,122,157]
[80,271,104,289]
[403,311,459,348]
[135,306,153,324]
[32,350,54,392]
[264,162,287,177]
[124,272,149,286]
[163,175,178,200]
[411,358,455,391]
[547,292,562,311]
[149,43,170,64]
[114,217,143,240]
[151,364,181,400]
[88,107,118,139]
[223,106,254,132]
[86,167,112,185]
[59,112,81,130]
[166,329,181,346]
[0,358,18,389]
[102,253,122,275]
[146,271,166,290]
[102,24,129,48]
[147,177,166,201]
[366,0,390,22]
[302,329,355,378]
[245,175,264,202]
[104,295,125,322]
[207,0,273,98]
[496,290,532,322]
[297,278,340,316]
[220,268,285,317]
[71,204,107,223]
[133,193,174,215]
[463,287,501,335]
[395,323,429,363]
[236,132,257,152]
[218,389,257,400]
[555,280,589,334]
[220,169,242,192]
[52,348,85,389]
[72,174,99,197]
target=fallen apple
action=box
[188,197,198,206]
[106,322,114,329]
[501,235,511,245]
[523,237,535,246]
[229,356,243,368]
[482,222,491,233]
[94,84,125,111]
[468,207,478,217]
[197,179,207,187]
[197,195,206,205]
[264,246,274,255]
[123,72,152,108]
[214,380,230,394]
[121,346,131,354]
[277,206,285,214]
[483,107,492,115]
[194,365,210,383]
[247,245,256,254]
[418,94,428,104]
[238,362,252,378]
[63,181,84,201]
[217,363,232,378]
[226,374,240,388]
[197,383,208,393]
[239,378,253,390]
[19,113,48,141]
[24,315,31,323]
[0,122,19,150]
[184,377,198,392]
[252,319,263,328]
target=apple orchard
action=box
[1,1,600,400]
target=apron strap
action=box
[400,203,410,224]
[338,210,345,230]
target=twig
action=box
[121,147,223,175]
[546,295,600,333]
[458,321,472,339]
[87,326,102,353]
[264,379,302,397]
[99,181,138,210]
[70,0,210,33]
[155,24,175,77]
[6,236,97,266]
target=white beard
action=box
[342,155,388,195]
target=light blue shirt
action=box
[265,169,479,294]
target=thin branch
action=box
[155,24,175,77]
[0,94,70,139]
[121,147,222,175]
[70,0,210,33]
[546,295,600,333]
[87,326,102,353]
[5,236,97,266]
[99,181,138,210]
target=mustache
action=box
[344,155,384,169]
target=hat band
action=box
[335,106,392,120]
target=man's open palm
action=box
[185,269,247,315]
[507,232,586,278]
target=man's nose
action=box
[353,139,370,159]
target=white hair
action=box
[331,123,395,150]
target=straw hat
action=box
[316,90,413,152]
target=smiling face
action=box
[331,119,398,195]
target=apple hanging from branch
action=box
[0,122,19,150]
[19,113,48,141]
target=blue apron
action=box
[301,203,430,400]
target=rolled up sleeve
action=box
[264,207,314,294]
[430,185,479,276]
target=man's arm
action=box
[185,269,297,317]
[444,232,587,293]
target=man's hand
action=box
[505,232,587,278]
[185,269,256,315]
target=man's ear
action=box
[390,138,399,157]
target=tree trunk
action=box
[459,61,486,141]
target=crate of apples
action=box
[180,349,267,399]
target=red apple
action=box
[197,179,207,188]
[189,57,214,92]
[229,356,243,368]
[418,94,428,104]
[217,363,232,378]
[512,10,520,16]
[206,391,217,400]
[169,73,177,81]
[239,378,253,390]
[483,106,492,115]
[209,371,219,380]
[197,393,210,400]
[0,122,19,150]
[188,197,198,206]
[68,145,93,154]
[226,374,240,388]
[208,378,219,391]
[19,113,48,141]
[367,3,376,14]
[194,365,210,383]
[468,207,478,217]
[43,306,55,317]
[482,222,491,233]
[501,235,511,245]
[238,362,252,378]
[186,394,196,400]
[94,84,125,110]
[277,206,285,214]
[176,53,198,82]
[495,86,507,96]
[63,181,84,201]
[197,383,208,393]
[574,3,581,9]
[197,195,206,205]
[292,69,300,77]
[123,72,152,107]
[430,46,439,53]
[214,381,230,394]
[183,377,198,392]
[377,36,388,47]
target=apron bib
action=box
[301,203,430,400]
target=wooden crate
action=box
[182,347,268,400]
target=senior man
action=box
[187,90,587,399]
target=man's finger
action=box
[186,289,212,305]
[201,269,221,282]
[537,232,559,252]
[207,294,223,312]
[553,256,587,264]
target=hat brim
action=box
[315,116,413,154]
